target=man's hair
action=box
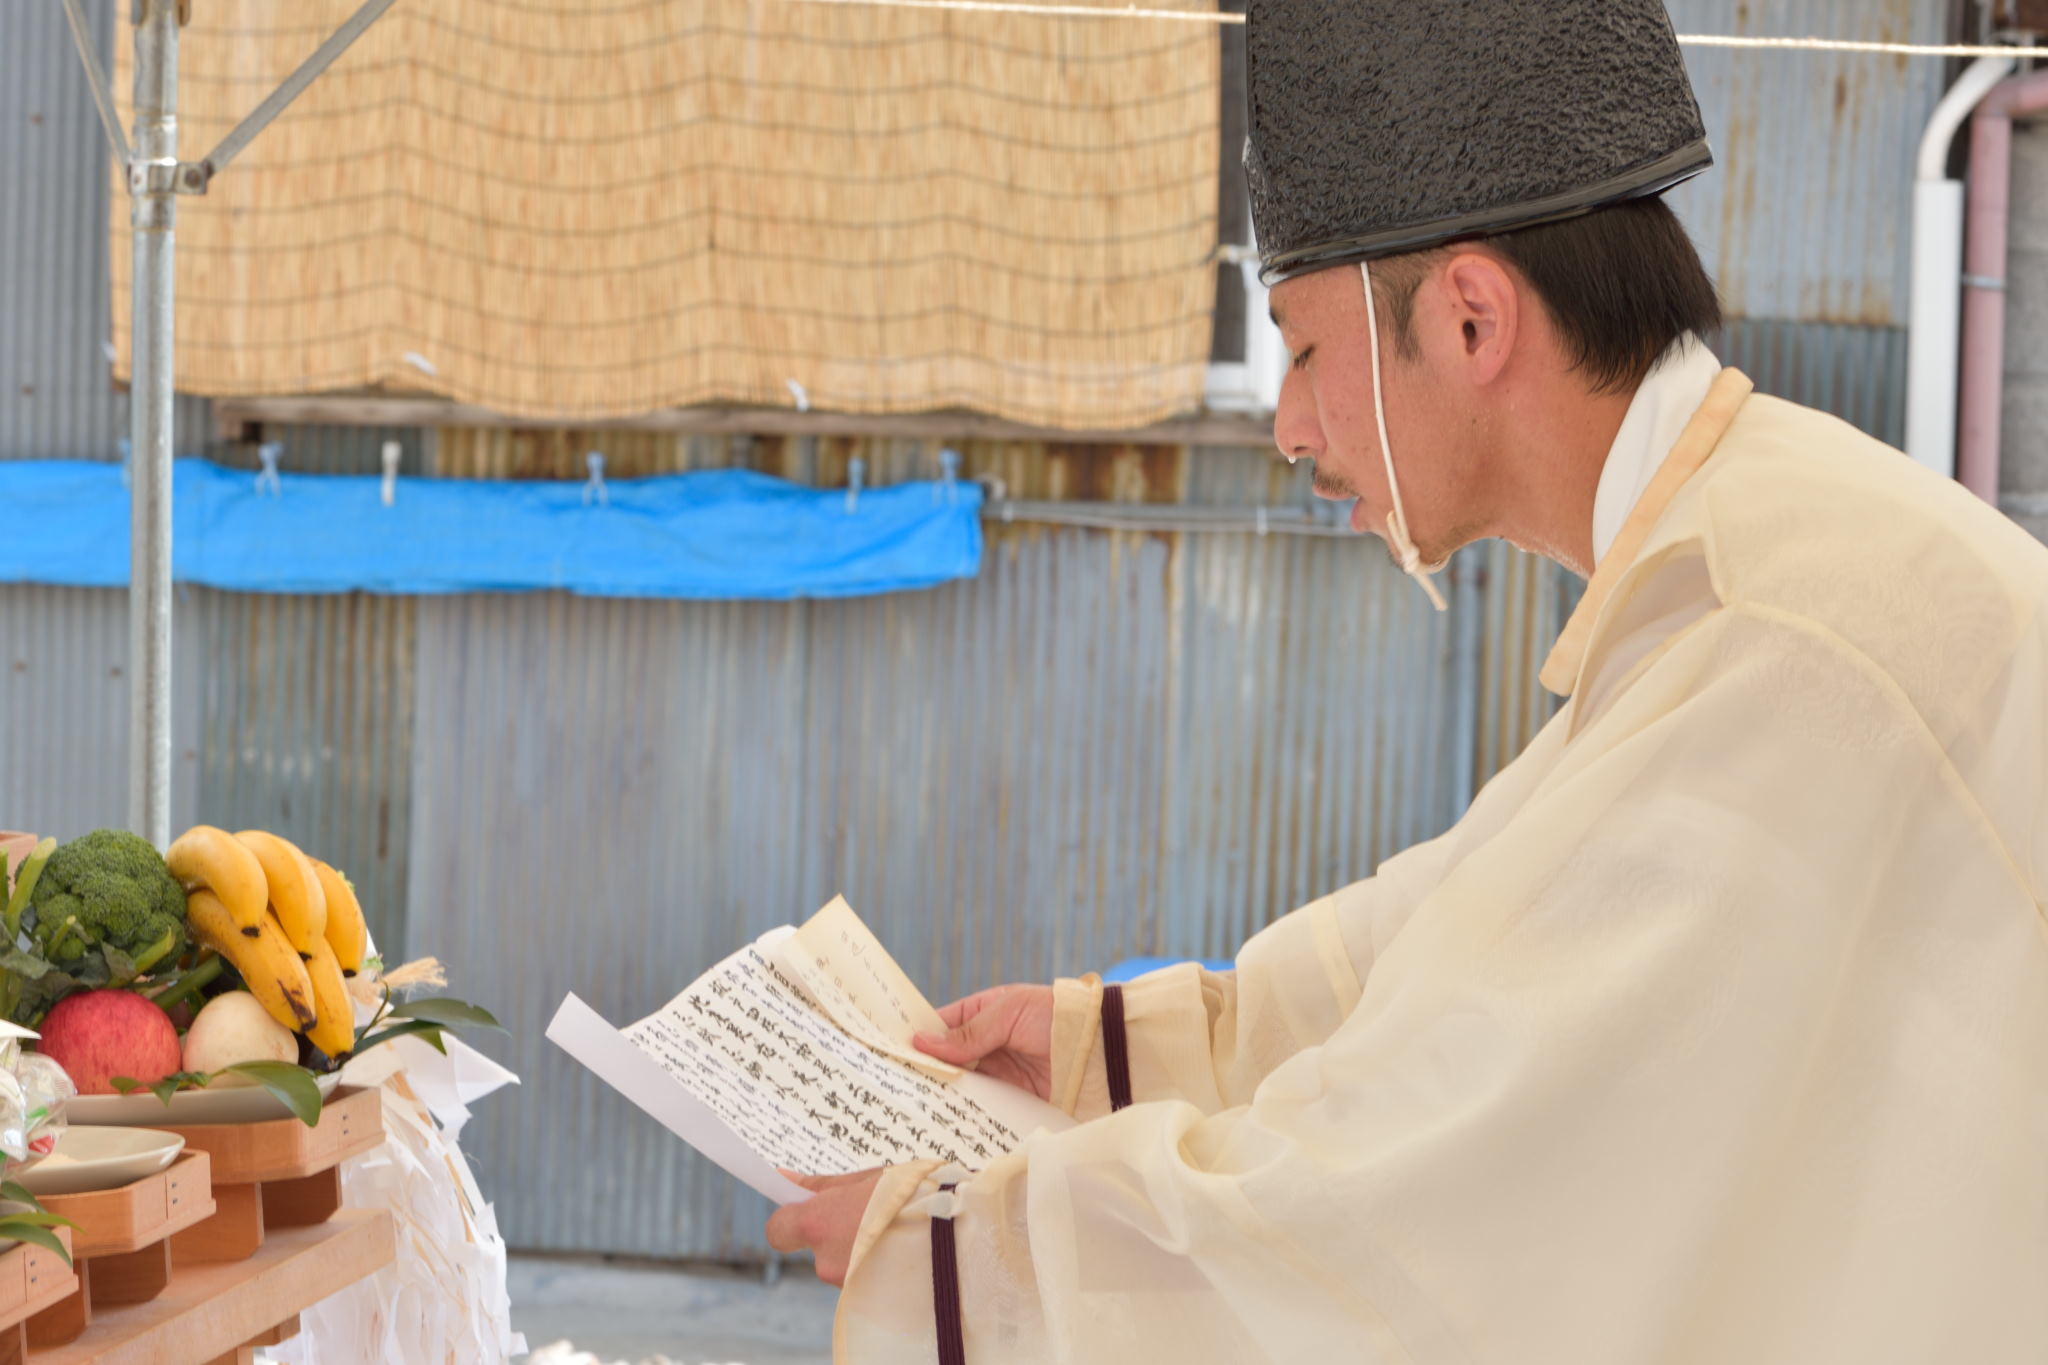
[1372,195,1721,394]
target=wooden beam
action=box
[212,395,1275,450]
[35,1212,392,1365]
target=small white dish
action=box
[64,1072,342,1127]
[13,1126,184,1196]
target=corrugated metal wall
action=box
[184,590,417,953]
[405,521,1552,1259]
[0,0,209,462]
[0,584,199,837]
[1667,0,1945,445]
[0,582,416,953]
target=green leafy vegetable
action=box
[3,840,54,941]
[0,949,50,981]
[143,953,222,1010]
[5,830,187,1023]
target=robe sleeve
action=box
[833,604,2041,1363]
[1048,834,1458,1122]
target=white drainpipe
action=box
[1907,55,2016,477]
[1205,206,1285,419]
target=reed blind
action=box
[109,0,1222,429]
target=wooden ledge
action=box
[25,1210,393,1365]
[213,394,1275,450]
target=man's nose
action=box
[1271,367,1321,465]
[1272,406,1318,467]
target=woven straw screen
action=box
[109,0,1222,429]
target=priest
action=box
[770,2,2048,1360]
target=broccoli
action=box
[22,829,187,980]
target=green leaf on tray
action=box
[385,997,503,1032]
[354,1019,450,1056]
[0,1180,35,1206]
[111,1064,323,1126]
[0,949,51,980]
[99,943,139,987]
[220,1060,324,1127]
[0,1219,71,1265]
[109,1071,208,1103]
[0,1211,75,1230]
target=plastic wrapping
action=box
[0,1022,74,1171]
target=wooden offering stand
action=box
[7,1087,392,1363]
[162,1086,384,1265]
[0,1230,78,1362]
[23,1153,216,1349]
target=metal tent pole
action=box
[128,0,180,848]
[62,0,399,847]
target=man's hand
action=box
[765,1168,886,1287]
[915,984,1055,1100]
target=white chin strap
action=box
[1360,260,1448,613]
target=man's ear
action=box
[1438,251,1518,386]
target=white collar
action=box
[1591,335,1722,567]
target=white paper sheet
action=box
[779,897,961,1078]
[546,993,810,1206]
[548,905,1073,1207]
[623,937,1067,1173]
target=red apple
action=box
[36,990,184,1095]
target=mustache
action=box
[1311,472,1361,500]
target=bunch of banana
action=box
[165,826,266,937]
[185,888,316,1032]
[309,858,367,976]
[233,830,326,954]
[166,825,375,1059]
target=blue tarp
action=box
[1100,957,1236,983]
[0,458,982,599]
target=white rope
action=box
[1360,260,1448,613]
[787,0,1235,22]
[1675,34,2034,58]
[782,0,2040,59]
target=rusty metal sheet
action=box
[1665,0,1946,328]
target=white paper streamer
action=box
[261,1028,524,1364]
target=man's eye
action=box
[1291,346,1314,371]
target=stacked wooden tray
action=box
[0,1229,78,1364]
[25,1153,215,1349]
[9,1087,393,1363]
[164,1087,385,1265]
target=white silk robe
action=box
[835,370,2048,1363]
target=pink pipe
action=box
[1959,70,2048,505]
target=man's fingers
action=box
[765,1202,808,1253]
[913,1031,970,1062]
[778,1167,881,1193]
[916,999,1013,1064]
[934,988,999,1030]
